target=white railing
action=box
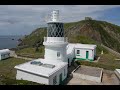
[44,37,68,43]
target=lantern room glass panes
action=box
[47,22,64,37]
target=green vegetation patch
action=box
[76,52,120,70]
[16,46,45,58]
[0,58,41,85]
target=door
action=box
[59,73,62,85]
[86,51,89,59]
[68,59,69,67]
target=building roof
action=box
[0,49,10,54]
[15,59,67,77]
[68,43,97,49]
[116,69,120,74]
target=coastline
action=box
[0,36,23,51]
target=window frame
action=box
[77,50,80,54]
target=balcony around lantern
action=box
[43,37,68,47]
[44,37,68,42]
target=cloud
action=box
[0,5,120,35]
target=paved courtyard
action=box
[67,66,120,85]
[74,65,102,77]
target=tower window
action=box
[57,52,60,57]
[77,50,80,54]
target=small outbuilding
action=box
[67,43,97,65]
[74,44,97,61]
[15,59,68,85]
[0,49,10,60]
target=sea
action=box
[0,36,23,49]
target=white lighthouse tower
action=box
[43,10,68,62]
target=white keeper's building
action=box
[67,43,96,66]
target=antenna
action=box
[44,10,60,23]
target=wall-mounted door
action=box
[59,73,62,85]
[86,51,89,59]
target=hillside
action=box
[18,19,120,53]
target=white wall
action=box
[0,54,1,60]
[45,46,67,62]
[49,65,68,85]
[16,70,49,85]
[94,48,96,56]
[16,65,68,85]
[67,49,75,66]
[67,56,73,66]
[75,48,94,60]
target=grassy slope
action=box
[18,27,47,47]
[19,20,120,53]
[0,58,40,85]
[16,46,45,58]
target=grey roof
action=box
[0,49,10,54]
[68,43,97,49]
[15,59,67,77]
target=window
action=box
[8,53,10,56]
[57,52,60,57]
[1,54,5,57]
[53,76,57,85]
[77,50,80,54]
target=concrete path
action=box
[15,56,34,60]
[67,78,103,85]
[10,50,35,61]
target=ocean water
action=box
[0,36,23,49]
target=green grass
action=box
[1,77,40,85]
[76,52,120,70]
[19,28,47,47]
[69,35,108,55]
[16,46,45,58]
[69,35,97,44]
[0,58,41,85]
[0,58,27,79]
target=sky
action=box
[0,5,120,36]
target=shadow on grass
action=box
[0,75,41,85]
[0,57,13,61]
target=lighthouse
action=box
[43,10,68,62]
[14,10,97,85]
